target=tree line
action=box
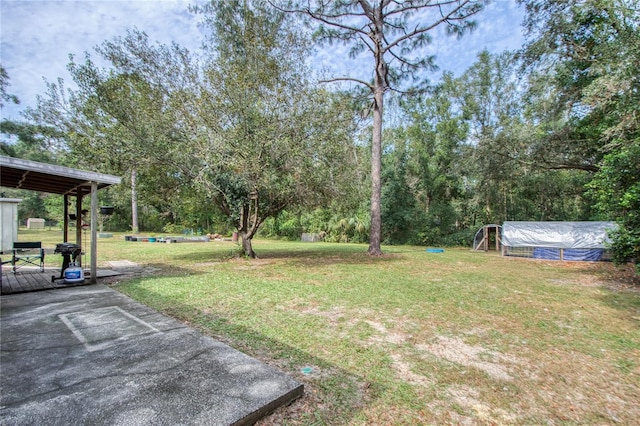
[1,0,638,270]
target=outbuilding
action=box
[501,221,617,261]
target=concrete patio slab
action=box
[0,285,303,425]
[95,269,125,278]
[107,260,141,269]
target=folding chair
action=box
[12,242,45,273]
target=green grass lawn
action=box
[18,229,640,424]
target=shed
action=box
[0,155,121,282]
[26,218,46,229]
[0,198,22,253]
[501,221,617,261]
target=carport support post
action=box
[76,195,83,252]
[90,182,98,284]
[63,194,69,242]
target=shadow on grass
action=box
[168,244,405,269]
[99,263,209,287]
[597,284,640,319]
[573,262,640,322]
[115,277,385,424]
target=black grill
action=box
[52,243,82,282]
[54,243,82,256]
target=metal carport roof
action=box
[0,155,121,196]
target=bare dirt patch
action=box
[417,336,526,381]
[389,353,434,389]
[299,305,347,323]
[365,320,407,345]
[445,384,519,424]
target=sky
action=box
[1,0,526,122]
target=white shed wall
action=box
[0,198,21,253]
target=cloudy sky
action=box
[1,0,526,122]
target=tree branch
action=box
[271,1,369,36]
[385,0,466,18]
[384,0,479,53]
[320,76,374,90]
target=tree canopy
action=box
[518,0,640,270]
[3,1,638,270]
[27,0,359,258]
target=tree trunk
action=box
[368,86,383,255]
[368,25,385,256]
[240,231,256,258]
[131,167,139,234]
[237,203,257,258]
